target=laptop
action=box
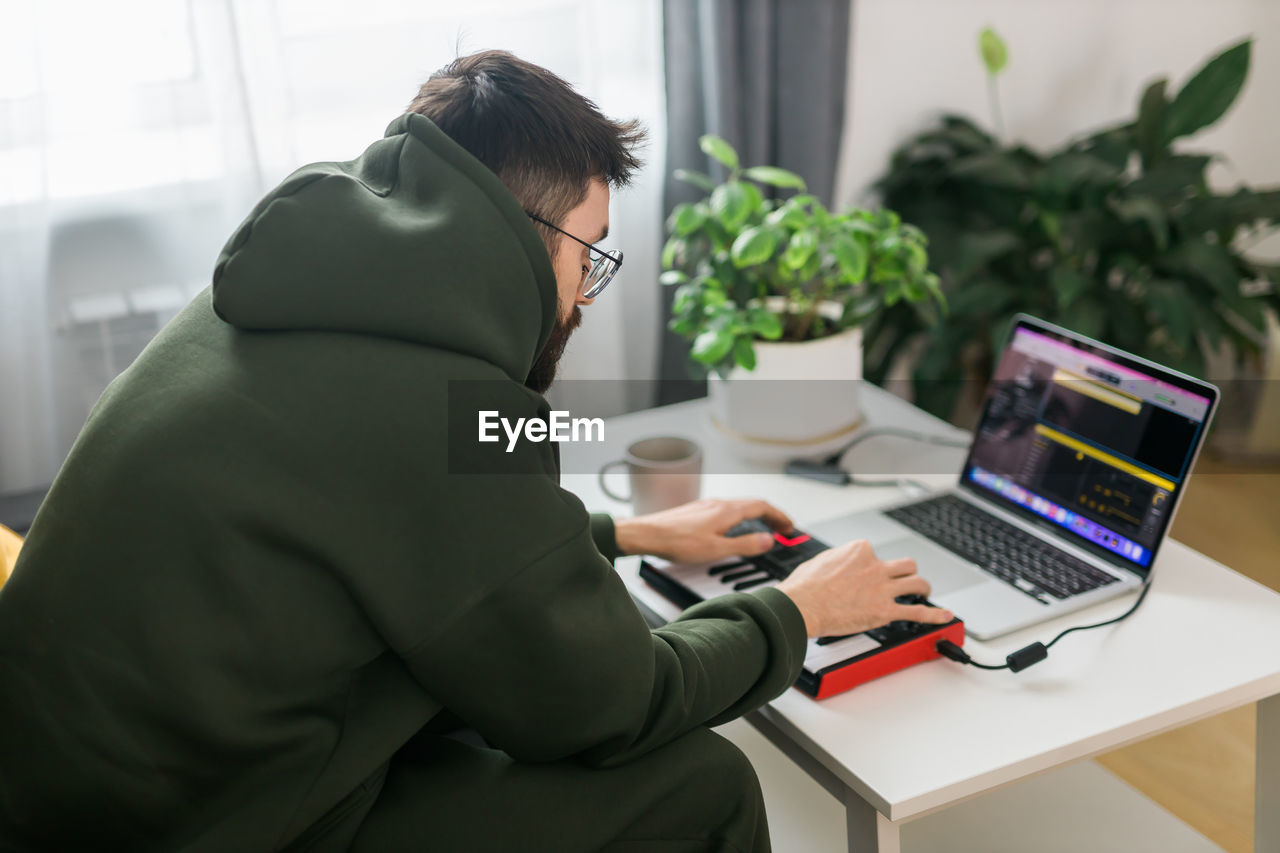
[807,314,1219,640]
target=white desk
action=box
[559,386,1280,853]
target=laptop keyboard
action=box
[884,494,1121,602]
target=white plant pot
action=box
[708,315,864,462]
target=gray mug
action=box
[598,436,703,516]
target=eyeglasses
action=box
[526,212,623,298]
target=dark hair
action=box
[407,50,646,259]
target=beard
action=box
[524,305,582,394]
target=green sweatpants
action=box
[349,726,771,852]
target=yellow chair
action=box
[0,523,23,589]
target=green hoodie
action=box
[0,113,806,851]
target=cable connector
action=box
[936,638,1048,672]
[935,639,971,664]
[1005,641,1048,672]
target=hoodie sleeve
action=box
[400,504,807,768]
[588,513,620,564]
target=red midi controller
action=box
[639,519,965,700]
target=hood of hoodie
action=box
[211,113,558,382]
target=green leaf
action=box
[659,270,689,286]
[1163,39,1251,143]
[950,152,1030,189]
[1104,294,1148,348]
[1039,152,1123,190]
[668,314,697,336]
[1129,154,1211,203]
[923,273,948,315]
[912,121,995,155]
[1077,122,1135,171]
[942,114,997,141]
[800,250,823,283]
[691,329,735,364]
[1215,287,1267,335]
[1109,196,1169,250]
[732,336,758,370]
[951,229,1021,278]
[672,283,697,314]
[1146,280,1196,351]
[764,203,809,230]
[1050,267,1091,310]
[730,226,778,268]
[699,134,740,171]
[783,230,817,271]
[670,203,707,237]
[1195,306,1229,351]
[1039,211,1062,245]
[1057,300,1107,340]
[1173,345,1207,380]
[742,166,808,191]
[900,223,928,245]
[750,310,784,339]
[710,181,752,230]
[1180,188,1280,234]
[1161,240,1240,296]
[661,236,685,269]
[833,233,869,282]
[740,181,765,218]
[705,302,734,331]
[950,277,1016,317]
[1135,78,1168,167]
[904,241,928,277]
[673,168,716,192]
[978,27,1008,75]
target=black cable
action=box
[936,579,1152,673]
[1043,578,1152,650]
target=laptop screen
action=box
[960,317,1217,573]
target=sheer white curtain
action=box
[0,0,665,494]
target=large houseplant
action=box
[661,136,945,453]
[867,32,1280,422]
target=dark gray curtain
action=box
[657,0,852,404]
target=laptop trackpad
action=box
[871,536,987,597]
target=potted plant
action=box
[662,135,945,457]
[867,31,1280,425]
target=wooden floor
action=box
[1094,453,1280,853]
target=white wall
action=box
[835,0,1280,233]
[551,0,667,413]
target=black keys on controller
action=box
[720,566,767,585]
[725,518,828,581]
[707,561,749,575]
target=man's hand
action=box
[776,540,954,637]
[614,498,793,564]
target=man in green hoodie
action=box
[0,51,952,851]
